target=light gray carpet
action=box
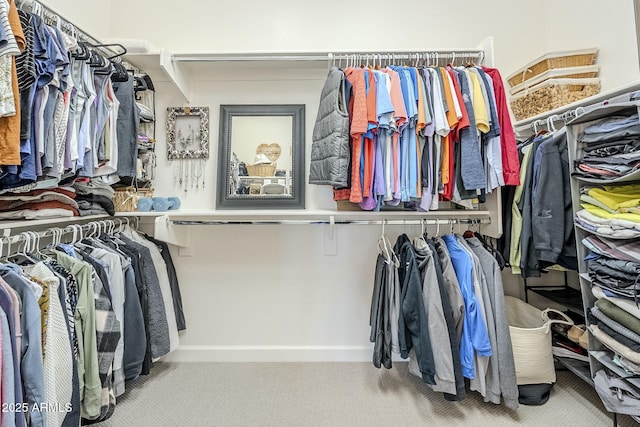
[98,362,634,426]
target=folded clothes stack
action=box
[589,300,640,352]
[590,285,640,368]
[0,187,79,219]
[614,353,640,375]
[73,180,116,216]
[583,235,640,299]
[574,113,640,180]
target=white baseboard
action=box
[161,345,384,362]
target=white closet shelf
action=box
[0,214,111,231]
[124,38,494,104]
[514,79,640,134]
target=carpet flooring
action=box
[98,362,635,426]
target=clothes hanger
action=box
[378,219,391,262]
[7,232,38,265]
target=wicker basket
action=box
[246,163,276,177]
[507,48,598,88]
[509,78,601,121]
[113,187,154,212]
[510,65,599,96]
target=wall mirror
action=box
[216,104,305,209]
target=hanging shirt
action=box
[382,68,407,204]
[0,264,47,427]
[455,69,486,192]
[466,70,490,134]
[0,0,24,166]
[336,67,367,203]
[393,66,418,201]
[359,69,378,209]
[442,234,492,379]
[0,280,26,427]
[482,66,521,185]
[476,68,504,190]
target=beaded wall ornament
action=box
[166,106,210,193]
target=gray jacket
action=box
[411,238,456,395]
[309,67,350,187]
[532,131,576,268]
[433,237,465,340]
[466,237,519,410]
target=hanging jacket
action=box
[532,131,577,270]
[411,238,456,395]
[394,234,436,385]
[481,67,521,186]
[466,237,519,410]
[309,66,350,187]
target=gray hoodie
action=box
[410,238,456,395]
[466,237,519,410]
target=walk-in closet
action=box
[0,0,640,426]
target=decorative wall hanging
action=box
[166,106,210,192]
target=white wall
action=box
[38,0,111,42]
[105,0,540,82]
[49,0,640,361]
[541,0,639,93]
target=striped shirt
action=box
[16,10,35,92]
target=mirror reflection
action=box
[216,104,305,210]
[230,116,293,198]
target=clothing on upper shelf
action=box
[0,1,154,193]
[369,231,518,409]
[309,64,520,211]
[573,113,640,181]
[0,224,185,425]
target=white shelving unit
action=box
[566,101,640,423]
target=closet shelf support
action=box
[154,215,193,256]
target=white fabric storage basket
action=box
[504,296,573,385]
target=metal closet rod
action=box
[330,51,485,66]
[170,218,491,226]
[172,50,484,63]
[0,216,137,255]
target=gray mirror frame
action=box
[216,104,306,210]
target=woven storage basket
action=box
[507,48,598,88]
[113,187,154,212]
[510,78,601,121]
[510,65,599,96]
[246,163,276,177]
[505,296,574,385]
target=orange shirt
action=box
[0,0,25,165]
[440,70,459,190]
[344,67,368,203]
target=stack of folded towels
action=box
[0,187,79,219]
[73,180,116,216]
